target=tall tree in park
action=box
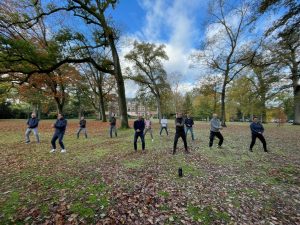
[125,41,171,121]
[258,0,300,124]
[191,0,257,126]
[80,63,116,122]
[21,65,82,113]
[0,0,129,128]
[247,54,283,123]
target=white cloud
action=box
[119,0,208,97]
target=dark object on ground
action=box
[178,167,183,177]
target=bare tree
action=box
[191,0,257,126]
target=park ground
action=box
[0,119,299,225]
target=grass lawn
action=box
[0,119,299,224]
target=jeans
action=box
[209,131,223,147]
[77,128,87,138]
[110,125,117,138]
[250,133,267,151]
[25,128,40,143]
[51,132,65,149]
[173,132,188,153]
[160,127,168,135]
[134,132,145,151]
[144,128,153,139]
[185,127,194,140]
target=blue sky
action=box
[106,0,211,97]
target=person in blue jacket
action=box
[185,114,195,141]
[25,112,40,143]
[249,116,268,152]
[134,115,145,152]
[50,113,67,153]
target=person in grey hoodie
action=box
[25,112,40,143]
[209,113,224,148]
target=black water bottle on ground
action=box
[178,167,183,177]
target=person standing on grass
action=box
[160,116,169,136]
[173,112,189,154]
[185,114,195,141]
[144,116,154,142]
[50,113,67,153]
[209,113,224,149]
[134,115,145,152]
[249,116,268,152]
[109,114,117,138]
[77,116,87,139]
[25,112,40,144]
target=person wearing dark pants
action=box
[160,117,169,136]
[25,112,40,143]
[77,116,87,139]
[173,113,188,154]
[209,113,224,148]
[109,114,117,138]
[249,116,268,152]
[50,113,67,153]
[134,115,145,152]
[185,114,194,141]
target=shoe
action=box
[152,139,154,142]
[185,150,190,154]
[25,141,30,144]
[50,149,56,153]
[172,150,176,155]
[249,149,253,152]
[61,149,66,153]
[264,149,268,153]
[217,145,223,149]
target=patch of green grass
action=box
[187,205,230,224]
[0,191,20,222]
[242,188,260,198]
[70,202,94,218]
[280,165,298,175]
[158,191,170,198]
[123,159,144,169]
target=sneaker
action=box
[61,149,66,153]
[25,141,30,144]
[217,145,223,149]
[152,139,154,142]
[50,149,56,153]
[249,149,253,152]
[264,149,268,153]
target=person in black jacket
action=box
[77,116,87,139]
[173,112,189,154]
[134,115,145,152]
[25,112,40,143]
[249,116,268,152]
[50,113,67,153]
[109,114,117,138]
[185,114,195,141]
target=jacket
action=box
[27,118,39,128]
[250,122,264,134]
[210,118,221,132]
[79,119,86,128]
[134,119,145,132]
[185,118,194,127]
[175,117,185,133]
[54,118,67,133]
[110,117,116,126]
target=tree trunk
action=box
[156,97,162,123]
[221,81,227,127]
[261,95,267,123]
[54,97,64,114]
[108,35,129,128]
[99,93,106,122]
[294,85,300,125]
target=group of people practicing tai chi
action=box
[25,112,268,154]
